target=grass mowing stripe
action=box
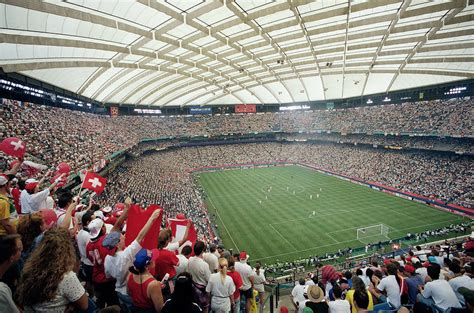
[196,166,466,264]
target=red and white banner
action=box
[168,216,197,254]
[125,204,163,249]
[82,172,107,195]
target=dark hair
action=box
[344,271,352,280]
[387,263,398,275]
[356,268,362,276]
[209,244,216,253]
[0,234,21,264]
[365,268,374,281]
[91,204,101,212]
[299,278,306,285]
[18,179,26,190]
[413,302,433,313]
[57,192,73,208]
[354,290,369,309]
[233,253,240,261]
[193,241,205,256]
[181,245,192,257]
[81,211,95,227]
[166,272,196,311]
[333,285,343,299]
[449,261,461,274]
[427,263,441,280]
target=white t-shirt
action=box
[0,282,19,313]
[291,285,306,305]
[76,229,92,266]
[176,254,189,276]
[104,240,142,295]
[20,188,50,214]
[328,299,350,313]
[377,275,401,309]
[206,273,235,313]
[253,269,266,293]
[25,271,85,313]
[203,252,219,272]
[234,261,253,291]
[449,275,474,305]
[422,279,461,310]
[188,256,211,286]
[166,241,180,252]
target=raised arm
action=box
[177,220,192,247]
[136,209,162,243]
[59,197,79,229]
[111,197,131,233]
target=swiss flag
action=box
[168,215,197,255]
[125,204,163,249]
[82,172,107,195]
[1,137,26,158]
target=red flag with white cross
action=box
[1,137,26,158]
[82,172,107,195]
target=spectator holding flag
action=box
[19,171,65,214]
[104,208,162,312]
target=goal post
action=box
[357,224,390,244]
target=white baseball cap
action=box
[88,218,104,239]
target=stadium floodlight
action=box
[357,224,390,244]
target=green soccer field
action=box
[196,165,466,265]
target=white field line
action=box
[269,223,298,251]
[208,196,240,251]
[254,218,462,261]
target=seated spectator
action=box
[451,287,474,313]
[403,264,424,304]
[353,290,370,313]
[104,209,161,312]
[206,257,235,313]
[417,263,461,312]
[162,272,202,313]
[0,234,22,312]
[17,228,92,312]
[127,249,163,313]
[448,262,474,306]
[305,285,329,313]
[370,262,401,311]
[328,285,350,313]
[346,276,374,313]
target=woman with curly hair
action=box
[17,227,91,312]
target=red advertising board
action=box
[235,104,256,113]
[110,106,119,117]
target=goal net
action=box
[357,224,390,245]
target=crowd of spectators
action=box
[288,238,474,313]
[1,97,472,175]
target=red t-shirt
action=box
[11,188,21,214]
[227,270,243,299]
[150,248,179,280]
[104,215,117,225]
[86,235,115,283]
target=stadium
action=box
[0,1,473,313]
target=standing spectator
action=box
[206,257,235,313]
[227,258,243,313]
[203,244,219,273]
[188,241,211,313]
[0,174,16,235]
[17,228,92,312]
[291,278,308,313]
[253,261,267,309]
[77,211,94,295]
[128,249,163,312]
[175,245,192,276]
[162,272,202,313]
[417,263,461,312]
[328,285,350,313]
[0,234,22,312]
[235,251,254,313]
[104,209,161,312]
[151,229,180,286]
[86,198,130,308]
[305,285,329,313]
[20,172,63,214]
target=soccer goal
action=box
[356,224,390,245]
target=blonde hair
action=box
[218,258,228,284]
